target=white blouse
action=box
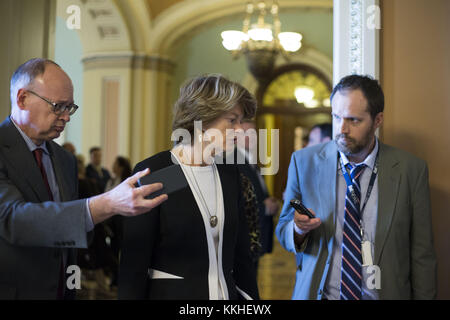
[183,165,221,244]
[171,151,228,300]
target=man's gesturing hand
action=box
[89,168,168,225]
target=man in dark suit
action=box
[276,75,436,300]
[86,146,111,192]
[0,58,167,299]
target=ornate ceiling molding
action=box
[82,53,175,74]
[56,0,132,54]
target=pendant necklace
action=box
[189,164,219,228]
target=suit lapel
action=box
[216,164,235,224]
[315,142,338,247]
[0,118,50,201]
[47,142,69,201]
[374,143,400,265]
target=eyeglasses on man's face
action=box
[26,90,79,116]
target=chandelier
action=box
[221,1,302,83]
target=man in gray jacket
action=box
[276,75,436,300]
[0,58,167,299]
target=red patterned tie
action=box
[32,148,54,201]
[32,148,64,299]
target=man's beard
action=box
[334,128,375,157]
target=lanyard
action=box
[339,150,379,222]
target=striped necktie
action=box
[340,163,366,300]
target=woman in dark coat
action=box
[118,74,259,300]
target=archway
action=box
[256,63,333,199]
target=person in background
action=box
[237,120,280,267]
[77,154,101,199]
[62,142,76,155]
[105,156,132,191]
[306,123,332,147]
[80,155,133,296]
[284,123,333,201]
[119,74,259,300]
[104,156,132,288]
[86,146,111,192]
[75,154,104,298]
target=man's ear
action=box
[16,89,28,110]
[374,112,384,129]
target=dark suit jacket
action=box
[85,164,110,192]
[118,150,259,300]
[0,116,90,299]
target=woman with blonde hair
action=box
[118,74,259,300]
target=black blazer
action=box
[118,151,259,300]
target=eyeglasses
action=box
[26,90,79,116]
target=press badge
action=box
[361,241,373,266]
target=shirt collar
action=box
[339,137,379,170]
[11,117,50,155]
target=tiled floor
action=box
[76,269,118,300]
[257,236,297,300]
